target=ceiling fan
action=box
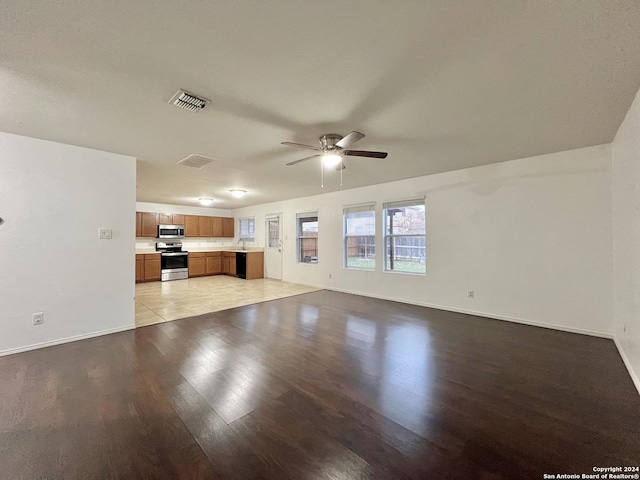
[282,131,388,171]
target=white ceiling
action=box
[1,1,640,209]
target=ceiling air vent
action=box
[169,89,210,112]
[177,154,215,168]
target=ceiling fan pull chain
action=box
[321,161,324,188]
[340,161,343,187]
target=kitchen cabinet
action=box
[157,213,171,225]
[140,213,158,237]
[188,252,206,277]
[198,216,213,237]
[212,217,223,237]
[135,255,144,282]
[222,251,236,276]
[171,214,185,226]
[222,217,234,237]
[245,252,264,280]
[205,252,222,275]
[142,253,161,281]
[136,212,142,237]
[185,215,199,237]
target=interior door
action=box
[264,214,283,280]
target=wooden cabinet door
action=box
[188,253,206,277]
[172,214,185,226]
[222,217,234,237]
[198,216,213,237]
[157,213,171,225]
[212,217,223,237]
[206,254,222,275]
[141,213,158,237]
[136,212,142,237]
[144,255,161,281]
[229,255,236,276]
[246,252,264,280]
[185,215,199,237]
[222,256,230,274]
[135,255,144,282]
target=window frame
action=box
[296,212,318,264]
[237,217,255,242]
[343,203,376,270]
[383,199,426,275]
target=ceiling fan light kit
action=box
[281,131,388,187]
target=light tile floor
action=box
[135,276,321,327]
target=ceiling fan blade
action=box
[281,142,322,151]
[335,131,365,148]
[286,154,321,166]
[342,149,388,159]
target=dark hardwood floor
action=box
[1,290,638,479]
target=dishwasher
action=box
[236,252,247,279]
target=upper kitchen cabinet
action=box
[184,215,199,237]
[157,213,171,225]
[198,216,213,237]
[222,217,234,237]
[212,217,223,237]
[171,214,185,226]
[140,212,158,237]
[135,212,142,237]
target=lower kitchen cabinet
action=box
[205,252,222,275]
[135,255,144,282]
[140,250,262,283]
[136,254,161,282]
[188,252,206,277]
[143,254,161,281]
[222,251,236,276]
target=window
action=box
[344,203,376,269]
[383,199,426,274]
[238,217,255,241]
[297,212,318,263]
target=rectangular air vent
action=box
[177,154,215,168]
[169,89,210,112]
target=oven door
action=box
[160,252,188,281]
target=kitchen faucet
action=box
[238,239,246,250]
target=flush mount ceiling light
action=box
[199,197,215,206]
[229,189,247,198]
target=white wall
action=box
[0,132,136,355]
[234,144,613,337]
[612,86,640,392]
[135,201,236,250]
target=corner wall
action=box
[0,132,136,355]
[234,144,613,338]
[612,86,640,392]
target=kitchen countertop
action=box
[135,247,264,255]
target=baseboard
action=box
[0,324,136,357]
[323,286,613,339]
[613,337,640,395]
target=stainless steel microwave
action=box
[157,224,185,239]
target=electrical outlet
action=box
[99,228,112,239]
[467,290,474,298]
[33,312,44,325]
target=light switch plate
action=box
[99,228,112,239]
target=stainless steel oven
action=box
[156,242,188,281]
[157,224,185,239]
